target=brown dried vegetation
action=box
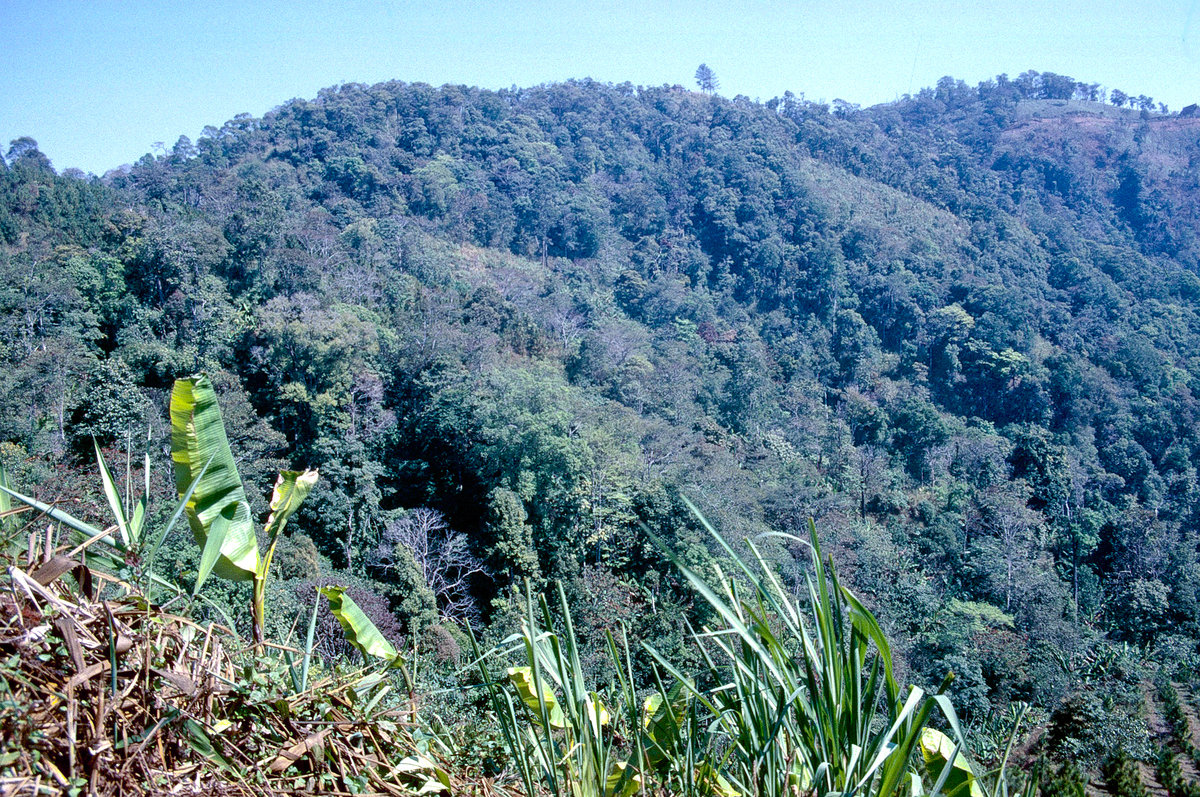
[0,536,461,796]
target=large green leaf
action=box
[0,483,106,540]
[194,502,237,597]
[170,376,257,581]
[94,439,131,548]
[254,470,319,645]
[920,727,983,797]
[507,665,566,728]
[319,585,403,665]
[605,761,643,797]
[260,469,319,574]
[641,680,689,769]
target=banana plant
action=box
[170,375,318,647]
[320,585,412,682]
[6,377,402,680]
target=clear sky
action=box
[2,0,1198,175]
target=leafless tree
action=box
[374,508,485,623]
[854,445,889,518]
[966,485,1042,612]
[546,301,585,351]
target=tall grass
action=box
[471,510,1018,797]
[470,581,642,797]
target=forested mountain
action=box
[4,70,1200,758]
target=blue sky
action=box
[2,0,1198,175]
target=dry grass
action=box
[0,537,463,797]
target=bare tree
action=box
[374,508,485,623]
[546,300,585,351]
[854,445,889,518]
[966,485,1042,612]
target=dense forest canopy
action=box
[4,69,1200,755]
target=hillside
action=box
[4,70,1200,766]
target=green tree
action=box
[889,397,949,482]
[486,486,541,586]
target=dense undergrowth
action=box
[0,551,445,795]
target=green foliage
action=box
[7,69,1200,773]
[381,542,440,633]
[1156,746,1200,797]
[486,486,541,586]
[1048,685,1151,767]
[169,375,258,581]
[273,532,322,580]
[1036,761,1087,797]
[170,374,319,645]
[473,518,1020,797]
[1103,751,1149,797]
[253,468,319,638]
[471,582,643,797]
[319,586,406,668]
[653,514,970,797]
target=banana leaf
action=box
[254,470,319,644]
[507,665,566,728]
[170,376,257,581]
[194,502,237,597]
[921,727,984,797]
[319,585,403,665]
[260,469,319,576]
